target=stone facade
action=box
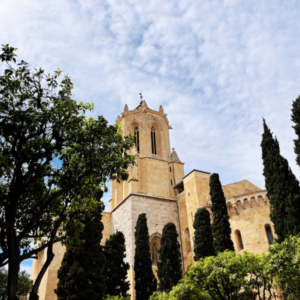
[31,98,275,300]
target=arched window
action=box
[235,230,244,251]
[171,180,173,185]
[151,127,157,154]
[152,244,158,265]
[134,126,139,153]
[150,234,161,265]
[265,224,273,245]
[170,167,172,172]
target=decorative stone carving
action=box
[139,100,148,112]
[116,115,121,122]
[262,197,268,205]
[159,105,164,114]
[248,199,253,208]
[169,148,182,163]
[124,104,129,113]
[232,204,239,215]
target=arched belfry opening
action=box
[134,126,140,153]
[151,127,157,154]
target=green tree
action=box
[151,250,277,300]
[152,251,275,300]
[0,44,135,300]
[55,205,106,300]
[103,231,130,297]
[0,268,33,300]
[261,119,300,242]
[134,213,157,300]
[266,235,300,300]
[193,207,215,261]
[157,222,182,292]
[291,94,300,167]
[210,173,234,254]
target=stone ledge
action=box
[111,192,177,213]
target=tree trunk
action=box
[29,218,64,300]
[7,222,20,300]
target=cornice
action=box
[111,192,176,213]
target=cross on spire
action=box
[139,92,143,100]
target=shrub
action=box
[104,296,131,300]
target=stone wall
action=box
[102,212,112,245]
[110,193,182,299]
[226,190,275,254]
[111,197,133,266]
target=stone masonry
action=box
[31,97,275,300]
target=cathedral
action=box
[31,98,275,300]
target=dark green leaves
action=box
[134,214,157,300]
[210,173,234,254]
[193,207,215,261]
[157,222,182,292]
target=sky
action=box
[1,0,300,274]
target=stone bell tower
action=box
[110,95,185,210]
[30,96,186,300]
[107,96,185,299]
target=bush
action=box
[104,296,130,300]
[265,235,300,299]
[151,249,278,300]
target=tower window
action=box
[265,224,273,245]
[134,126,140,153]
[235,230,244,251]
[170,167,172,172]
[171,180,173,185]
[151,127,157,154]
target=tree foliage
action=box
[291,94,300,167]
[265,235,300,300]
[0,44,135,300]
[0,268,33,300]
[103,296,130,300]
[210,173,234,254]
[55,205,106,300]
[103,231,130,298]
[134,213,157,300]
[151,250,276,300]
[261,119,300,242]
[157,222,182,292]
[193,207,215,261]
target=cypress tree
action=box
[134,213,157,300]
[193,207,215,261]
[261,119,300,241]
[55,205,106,300]
[210,173,235,254]
[103,231,130,297]
[291,95,300,167]
[157,222,182,292]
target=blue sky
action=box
[1,0,300,274]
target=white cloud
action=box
[1,0,300,277]
[0,0,299,215]
[20,264,33,275]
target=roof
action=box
[182,169,211,180]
